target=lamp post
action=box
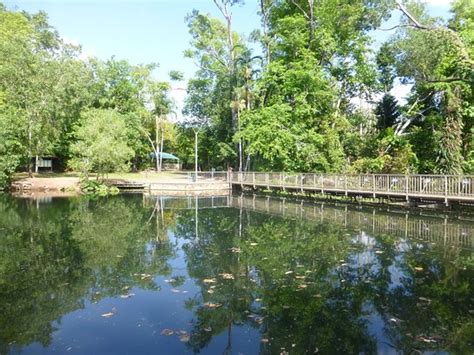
[194,128,198,181]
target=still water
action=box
[0,194,473,354]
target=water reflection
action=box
[0,194,473,354]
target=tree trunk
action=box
[155,115,160,172]
[160,129,164,171]
[213,1,238,168]
[28,118,33,177]
[260,0,271,65]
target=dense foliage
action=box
[184,0,473,174]
[0,3,176,189]
[0,1,473,190]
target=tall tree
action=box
[239,0,393,172]
[184,7,249,169]
[379,0,473,173]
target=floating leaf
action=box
[180,334,190,342]
[101,312,114,318]
[261,338,269,343]
[414,267,424,271]
[204,302,222,309]
[285,271,294,275]
[219,273,234,280]
[161,329,174,336]
[120,293,135,299]
[203,279,216,283]
[171,289,180,293]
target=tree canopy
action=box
[0,0,473,190]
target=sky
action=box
[3,0,454,117]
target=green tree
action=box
[69,109,134,180]
[237,0,393,172]
[375,94,401,130]
[379,0,473,173]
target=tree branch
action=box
[396,1,431,30]
[379,24,417,31]
[427,77,473,84]
[291,0,310,20]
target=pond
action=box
[0,194,473,354]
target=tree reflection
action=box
[0,194,472,354]
[173,196,473,354]
[0,195,176,353]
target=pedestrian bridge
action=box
[229,172,474,205]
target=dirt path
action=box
[12,176,81,192]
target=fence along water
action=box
[229,172,474,204]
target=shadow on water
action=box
[0,193,473,354]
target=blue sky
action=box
[4,0,453,115]
[3,0,261,82]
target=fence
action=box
[229,172,474,203]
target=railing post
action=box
[344,175,348,196]
[405,175,409,202]
[372,174,376,198]
[444,176,448,206]
[253,172,256,189]
[300,174,304,192]
[266,173,269,189]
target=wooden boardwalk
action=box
[230,172,474,205]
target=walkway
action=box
[230,172,474,204]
